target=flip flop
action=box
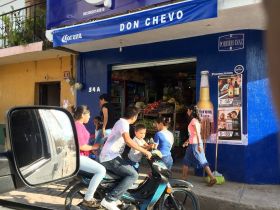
[208,178,217,186]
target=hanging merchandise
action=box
[197,70,214,144]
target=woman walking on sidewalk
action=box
[182,105,216,186]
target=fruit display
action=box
[143,100,175,114]
[143,100,161,114]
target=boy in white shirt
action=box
[99,107,152,210]
[127,124,151,171]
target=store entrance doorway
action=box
[35,82,61,106]
[111,58,197,160]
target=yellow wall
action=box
[0,56,76,123]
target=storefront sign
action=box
[217,74,243,143]
[218,34,245,52]
[47,0,172,29]
[52,0,217,47]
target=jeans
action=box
[162,155,173,170]
[102,156,138,201]
[127,158,140,172]
[80,155,106,201]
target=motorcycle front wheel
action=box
[157,187,200,210]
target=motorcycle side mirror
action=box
[6,106,79,186]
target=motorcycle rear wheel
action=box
[157,187,200,210]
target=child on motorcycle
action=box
[127,124,153,171]
[154,117,174,170]
[89,116,104,161]
[99,106,152,210]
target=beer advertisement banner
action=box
[218,74,244,143]
[218,74,242,107]
[217,107,242,141]
[47,0,172,29]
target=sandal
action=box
[82,198,100,208]
[208,178,217,186]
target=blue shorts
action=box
[183,144,209,169]
[162,155,173,170]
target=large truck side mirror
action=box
[6,106,79,186]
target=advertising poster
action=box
[217,107,242,141]
[218,74,243,142]
[218,74,242,107]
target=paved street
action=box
[0,161,279,210]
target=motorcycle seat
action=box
[104,171,121,181]
[78,170,121,181]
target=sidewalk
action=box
[0,161,279,210]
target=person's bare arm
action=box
[80,144,100,151]
[102,107,108,136]
[123,133,152,159]
[193,123,202,153]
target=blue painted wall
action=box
[76,29,280,183]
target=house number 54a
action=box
[88,86,101,93]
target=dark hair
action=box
[99,94,110,102]
[123,106,140,119]
[187,105,201,122]
[156,116,171,127]
[94,116,102,122]
[71,105,90,120]
[135,123,146,132]
[231,111,237,116]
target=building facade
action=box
[46,0,280,184]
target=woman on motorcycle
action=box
[72,105,106,208]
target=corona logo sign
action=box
[84,0,112,8]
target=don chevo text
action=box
[120,10,184,32]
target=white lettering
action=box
[161,14,166,23]
[152,16,159,25]
[83,7,105,16]
[133,20,139,29]
[119,20,139,32]
[119,10,184,31]
[168,12,175,21]
[127,22,132,30]
[120,23,125,32]
[88,86,101,93]
[176,10,183,19]
[61,33,82,43]
[145,18,151,26]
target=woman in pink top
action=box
[182,105,216,186]
[72,105,106,208]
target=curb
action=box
[0,199,54,210]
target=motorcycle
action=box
[63,150,200,210]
